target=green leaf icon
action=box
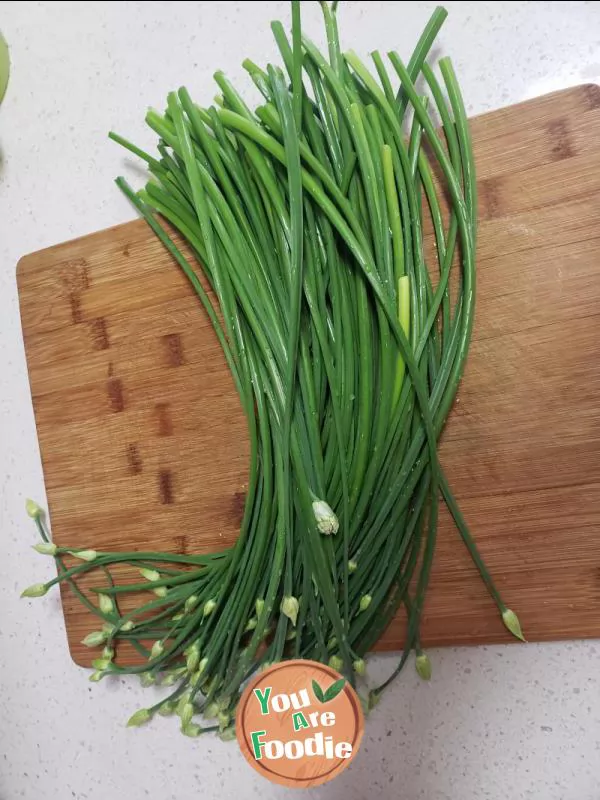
[313,676,347,703]
[323,677,346,702]
[312,679,325,703]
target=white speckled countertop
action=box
[1,2,599,798]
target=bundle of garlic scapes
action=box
[23,2,523,738]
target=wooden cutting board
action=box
[17,85,600,668]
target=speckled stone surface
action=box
[1,2,599,798]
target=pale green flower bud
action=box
[20,583,48,598]
[219,725,237,742]
[327,636,337,650]
[285,628,296,641]
[98,593,114,615]
[255,598,265,617]
[197,657,208,676]
[176,691,191,715]
[161,672,179,687]
[102,646,114,660]
[32,542,57,556]
[353,658,366,676]
[329,655,343,672]
[172,612,184,622]
[140,672,155,688]
[126,708,152,727]
[120,620,135,632]
[181,723,201,738]
[184,595,199,614]
[180,702,194,728]
[154,586,168,598]
[26,499,43,519]
[203,598,217,617]
[245,618,257,632]
[415,652,432,680]
[89,670,105,682]
[81,630,106,647]
[186,643,200,673]
[69,549,97,562]
[359,594,372,612]
[204,702,219,719]
[150,640,164,660]
[312,499,339,535]
[101,622,115,636]
[280,595,299,626]
[158,700,176,717]
[348,559,358,573]
[368,690,380,711]
[140,568,160,583]
[92,657,112,671]
[217,711,230,730]
[502,608,526,642]
[175,691,192,717]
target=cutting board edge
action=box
[16,219,148,280]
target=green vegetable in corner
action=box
[22,1,524,738]
[0,32,9,104]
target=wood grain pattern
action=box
[17,85,600,667]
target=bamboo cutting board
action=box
[17,85,600,667]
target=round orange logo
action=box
[236,659,364,787]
